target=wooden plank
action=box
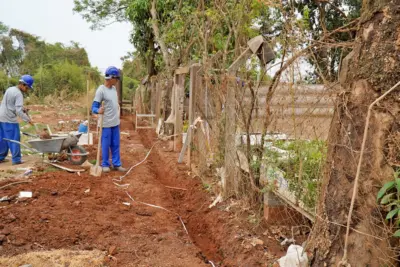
[227,48,252,74]
[175,66,190,75]
[136,114,156,117]
[178,126,192,163]
[273,190,315,222]
[46,162,85,173]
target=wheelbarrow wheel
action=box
[68,145,87,165]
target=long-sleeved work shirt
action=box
[0,86,31,123]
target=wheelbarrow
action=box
[3,133,88,165]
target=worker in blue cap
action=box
[92,66,127,172]
[0,75,35,165]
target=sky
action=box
[0,0,133,72]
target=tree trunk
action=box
[150,0,170,70]
[308,1,400,266]
[147,36,156,76]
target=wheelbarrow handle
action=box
[34,123,40,134]
[2,138,39,153]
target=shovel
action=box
[90,114,104,177]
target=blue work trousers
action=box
[101,125,122,167]
[0,122,21,164]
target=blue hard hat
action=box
[105,66,120,79]
[19,75,34,89]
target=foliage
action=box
[0,22,8,34]
[122,75,138,100]
[264,139,327,209]
[33,61,86,98]
[122,53,147,81]
[74,0,270,77]
[0,22,99,99]
[0,70,10,95]
[377,170,400,237]
[294,0,361,82]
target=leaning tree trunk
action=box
[308,1,400,266]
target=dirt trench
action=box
[0,116,279,267]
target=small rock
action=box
[243,243,252,249]
[84,244,93,250]
[250,238,264,247]
[51,191,58,196]
[1,228,11,235]
[0,234,5,244]
[12,238,26,247]
[108,245,117,255]
[73,201,81,206]
[5,213,16,223]
[19,265,32,267]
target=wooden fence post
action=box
[174,73,185,151]
[223,75,238,197]
[187,64,201,167]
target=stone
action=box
[0,227,11,235]
[5,213,16,223]
[12,238,26,247]
[250,238,264,247]
[108,245,117,255]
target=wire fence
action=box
[133,63,336,222]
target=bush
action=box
[33,61,92,98]
[0,71,19,96]
[264,139,327,209]
[0,70,9,95]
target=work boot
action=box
[102,167,111,173]
[113,166,127,172]
[0,159,9,163]
[12,161,24,165]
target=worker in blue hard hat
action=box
[0,75,35,165]
[92,66,127,172]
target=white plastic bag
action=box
[277,244,308,267]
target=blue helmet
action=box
[19,75,34,89]
[105,66,120,79]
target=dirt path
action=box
[0,112,283,266]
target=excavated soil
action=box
[0,105,286,266]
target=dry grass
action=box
[0,249,105,267]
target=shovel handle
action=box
[96,114,104,167]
